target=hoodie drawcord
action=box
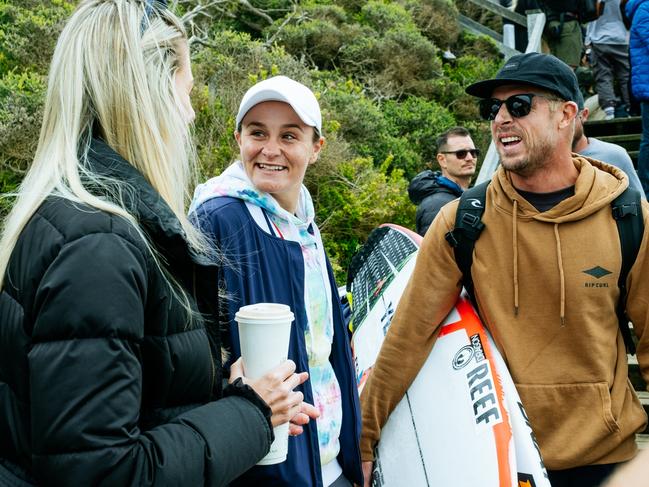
[554,223,566,326]
[512,199,519,316]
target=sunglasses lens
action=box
[479,99,503,121]
[479,94,535,120]
[506,95,533,118]
[453,149,480,159]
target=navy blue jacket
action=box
[408,170,464,236]
[194,197,363,487]
[627,0,649,101]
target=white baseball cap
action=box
[235,76,322,134]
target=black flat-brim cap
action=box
[465,52,580,103]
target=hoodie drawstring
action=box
[512,199,519,316]
[554,223,566,326]
[512,202,565,326]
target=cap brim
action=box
[236,89,319,132]
[465,78,563,99]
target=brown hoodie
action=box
[360,157,649,470]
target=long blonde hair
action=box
[0,0,206,290]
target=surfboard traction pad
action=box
[347,225,418,331]
[348,224,550,487]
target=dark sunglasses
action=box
[478,93,541,121]
[440,148,481,159]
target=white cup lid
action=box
[235,303,294,323]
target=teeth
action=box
[500,136,521,143]
[258,163,285,171]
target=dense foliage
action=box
[0,0,501,281]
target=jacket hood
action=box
[408,170,463,204]
[491,156,627,222]
[189,161,315,229]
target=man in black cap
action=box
[359,53,649,487]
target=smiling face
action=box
[236,101,324,213]
[490,85,566,177]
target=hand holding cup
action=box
[230,358,309,427]
[234,303,305,464]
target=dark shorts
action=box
[548,463,621,487]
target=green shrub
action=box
[357,1,416,34]
[403,0,461,49]
[372,28,441,98]
[0,0,74,75]
[311,154,415,280]
[0,70,46,166]
[383,97,455,177]
[268,19,344,69]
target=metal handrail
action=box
[464,0,528,26]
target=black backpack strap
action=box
[445,181,490,307]
[612,187,644,355]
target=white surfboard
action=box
[348,224,550,487]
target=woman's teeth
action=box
[258,163,285,171]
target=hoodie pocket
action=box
[516,382,620,470]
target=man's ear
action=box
[436,152,447,170]
[559,101,579,129]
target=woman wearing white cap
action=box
[190,76,363,487]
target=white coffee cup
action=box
[235,303,294,465]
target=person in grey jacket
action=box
[0,1,309,485]
[408,127,478,236]
[573,92,644,194]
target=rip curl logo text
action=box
[582,266,612,288]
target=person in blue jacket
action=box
[626,0,649,197]
[190,76,363,487]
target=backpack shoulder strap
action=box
[445,181,490,306]
[611,186,644,354]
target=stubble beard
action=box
[498,135,554,178]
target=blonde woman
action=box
[0,1,309,484]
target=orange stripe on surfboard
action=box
[454,297,514,487]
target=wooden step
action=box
[584,116,643,138]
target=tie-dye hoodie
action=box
[190,161,343,469]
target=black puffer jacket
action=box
[0,138,272,486]
[408,170,463,236]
